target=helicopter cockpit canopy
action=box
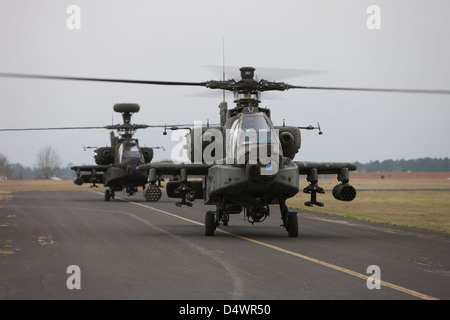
[229,113,280,168]
[238,113,277,144]
[119,140,143,164]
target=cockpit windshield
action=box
[227,113,280,163]
[241,115,272,131]
[123,143,141,159]
[238,114,277,145]
[119,141,142,163]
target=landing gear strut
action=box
[104,189,115,201]
[205,211,216,236]
[204,199,228,236]
[280,198,298,237]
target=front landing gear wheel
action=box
[205,211,215,236]
[105,189,111,201]
[287,213,298,237]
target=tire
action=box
[205,211,215,236]
[287,213,298,237]
[105,189,111,201]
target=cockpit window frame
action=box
[238,114,278,145]
[229,113,280,162]
[118,140,143,164]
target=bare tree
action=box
[35,146,62,179]
[0,153,12,178]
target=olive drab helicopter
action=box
[0,103,165,202]
[1,68,449,237]
[71,103,163,202]
[138,67,359,237]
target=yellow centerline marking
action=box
[95,191,439,300]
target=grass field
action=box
[1,178,449,233]
[287,178,450,233]
[0,180,107,194]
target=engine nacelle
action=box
[275,126,301,160]
[332,184,357,202]
[94,147,114,165]
[140,147,154,163]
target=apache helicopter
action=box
[1,68,449,236]
[139,67,359,237]
[0,103,164,202]
[71,103,162,202]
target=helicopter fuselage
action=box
[156,93,356,236]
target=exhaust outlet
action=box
[332,184,356,202]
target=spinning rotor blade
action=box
[288,85,450,95]
[0,123,218,132]
[2,70,449,95]
[0,72,206,87]
[0,126,105,132]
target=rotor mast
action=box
[210,67,287,119]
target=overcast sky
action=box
[0,0,449,167]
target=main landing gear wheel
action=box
[287,213,298,237]
[105,189,111,201]
[205,211,216,236]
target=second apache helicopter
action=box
[0,103,164,202]
[1,67,449,236]
[71,103,163,202]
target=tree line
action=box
[0,146,74,180]
[354,157,450,172]
[1,147,449,180]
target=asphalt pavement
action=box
[1,190,449,301]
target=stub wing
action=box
[142,162,212,177]
[294,161,357,175]
[294,161,357,206]
[71,165,111,172]
[71,165,111,185]
[139,162,212,207]
[144,161,357,177]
